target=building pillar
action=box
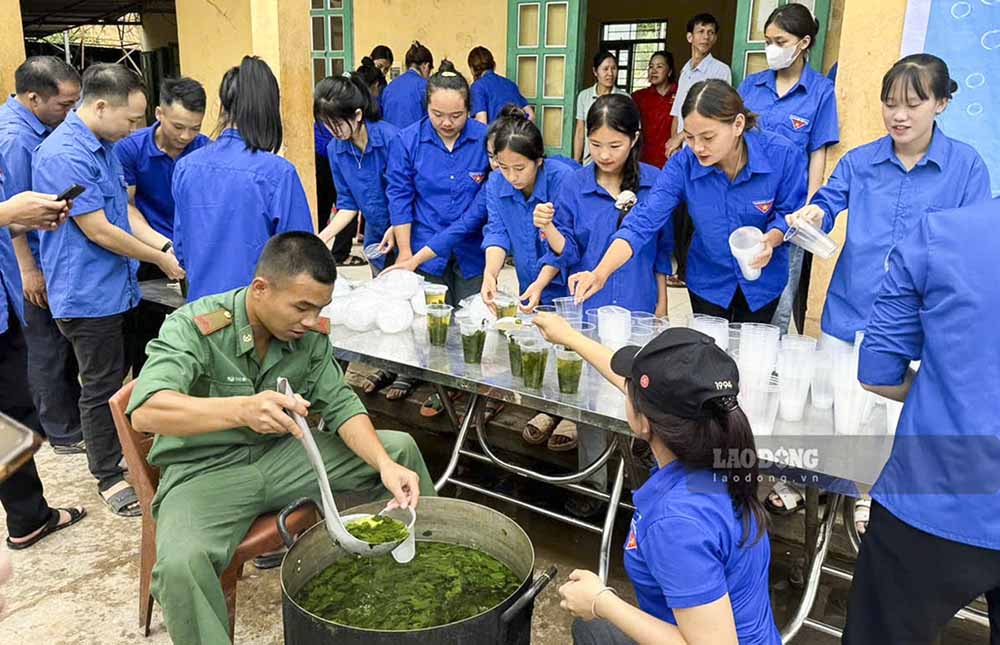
[0,0,25,95]
[804,0,908,336]
[175,0,318,226]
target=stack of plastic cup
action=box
[651,316,670,334]
[631,311,656,327]
[585,308,600,327]
[737,323,780,389]
[739,374,781,436]
[777,335,817,422]
[729,226,765,281]
[810,349,835,409]
[569,320,597,339]
[690,314,730,351]
[784,219,839,260]
[630,323,655,347]
[832,337,873,435]
[597,305,631,349]
[728,323,742,360]
[553,296,583,321]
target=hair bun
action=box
[361,56,375,68]
[498,104,529,121]
[437,59,458,74]
[948,79,959,96]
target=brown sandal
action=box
[522,413,557,445]
[547,420,578,452]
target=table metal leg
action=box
[433,382,462,433]
[804,487,820,571]
[598,457,626,584]
[434,393,482,493]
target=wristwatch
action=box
[161,241,173,253]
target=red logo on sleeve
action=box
[752,199,774,214]
[468,172,485,184]
[789,115,810,130]
[625,530,638,550]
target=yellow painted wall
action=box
[822,0,844,76]
[140,13,179,51]
[0,0,25,95]
[353,0,508,83]
[803,0,908,336]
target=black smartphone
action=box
[0,413,41,484]
[56,184,86,202]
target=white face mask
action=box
[765,43,800,71]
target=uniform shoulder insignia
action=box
[315,316,331,335]
[193,308,234,336]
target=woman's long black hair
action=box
[585,93,642,195]
[313,70,381,128]
[216,56,282,154]
[490,104,544,161]
[627,382,769,546]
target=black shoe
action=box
[564,495,605,520]
[52,440,86,455]
[252,549,287,570]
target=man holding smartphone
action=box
[32,64,184,518]
[0,56,84,455]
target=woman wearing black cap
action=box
[533,314,780,644]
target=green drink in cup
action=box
[518,336,550,389]
[460,320,487,364]
[493,293,518,320]
[424,284,448,306]
[555,345,584,394]
[426,304,453,346]
[506,330,536,378]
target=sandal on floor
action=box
[664,274,687,288]
[420,390,462,418]
[854,497,871,536]
[565,495,604,519]
[338,255,366,267]
[765,481,805,516]
[101,481,142,517]
[384,377,415,401]
[522,413,557,445]
[362,369,396,395]
[6,507,87,550]
[483,400,506,424]
[547,420,578,452]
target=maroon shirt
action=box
[632,84,677,169]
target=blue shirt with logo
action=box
[547,163,673,313]
[33,111,139,318]
[812,127,991,342]
[624,460,780,643]
[0,160,24,333]
[386,117,490,278]
[326,119,399,271]
[470,70,530,123]
[860,198,1000,550]
[171,129,314,301]
[380,69,427,129]
[114,123,210,239]
[614,129,806,312]
[0,96,52,264]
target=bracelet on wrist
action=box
[161,241,173,253]
[591,586,619,620]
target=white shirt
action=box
[575,84,630,163]
[670,53,733,132]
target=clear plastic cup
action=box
[728,323,742,359]
[555,345,584,394]
[534,305,557,314]
[459,319,487,364]
[833,348,873,435]
[506,330,537,378]
[729,226,765,281]
[569,320,597,339]
[363,243,385,260]
[690,314,730,351]
[425,303,453,346]
[810,347,836,409]
[423,284,449,306]
[585,307,600,327]
[598,305,631,345]
[737,322,780,388]
[518,336,551,389]
[739,374,781,436]
[493,293,518,320]
[630,323,655,347]
[553,296,582,321]
[631,311,656,326]
[778,346,816,422]
[784,219,839,260]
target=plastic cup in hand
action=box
[493,293,518,319]
[553,296,582,321]
[518,336,551,389]
[423,284,448,306]
[363,243,385,260]
[729,226,765,281]
[598,305,631,346]
[426,304,453,346]
[784,219,838,260]
[555,345,584,394]
[459,319,487,364]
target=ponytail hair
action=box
[586,94,642,195]
[627,384,768,546]
[468,46,497,80]
[217,56,282,153]
[314,72,381,131]
[405,41,434,69]
[426,59,471,111]
[490,104,544,160]
[880,53,957,103]
[355,56,387,99]
[682,79,758,131]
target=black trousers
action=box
[126,262,169,376]
[55,313,128,491]
[844,501,1000,644]
[0,310,52,538]
[22,299,82,446]
[672,204,694,280]
[315,152,354,263]
[689,287,780,324]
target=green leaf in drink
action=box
[507,334,522,377]
[557,356,583,394]
[461,329,487,364]
[428,315,450,346]
[521,348,548,389]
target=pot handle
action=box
[276,497,322,549]
[499,565,557,640]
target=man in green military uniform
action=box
[127,232,435,644]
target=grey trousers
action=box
[572,618,637,645]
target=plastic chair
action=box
[109,381,318,641]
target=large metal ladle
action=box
[277,378,416,563]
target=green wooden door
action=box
[506,0,586,156]
[310,0,354,86]
[731,0,831,85]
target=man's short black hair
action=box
[81,63,146,106]
[14,56,81,98]
[160,77,207,113]
[255,232,337,286]
[687,13,720,34]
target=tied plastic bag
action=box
[410,292,428,316]
[332,277,355,299]
[345,289,379,332]
[324,296,352,326]
[376,299,415,334]
[456,294,497,327]
[370,269,423,300]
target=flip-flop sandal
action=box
[6,507,87,550]
[664,275,687,288]
[854,497,871,536]
[765,481,805,516]
[362,369,396,394]
[522,413,557,445]
[338,255,367,267]
[483,400,506,424]
[101,481,142,517]
[420,390,462,418]
[384,377,415,401]
[547,420,578,452]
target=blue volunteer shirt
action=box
[624,460,780,643]
[33,111,139,319]
[548,163,673,313]
[483,160,575,304]
[738,65,839,184]
[380,69,427,129]
[614,129,806,311]
[0,96,52,263]
[386,117,490,278]
[812,127,990,342]
[172,129,314,301]
[314,121,333,158]
[859,198,1000,550]
[0,164,24,333]
[114,123,210,239]
[470,70,530,123]
[326,119,399,271]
